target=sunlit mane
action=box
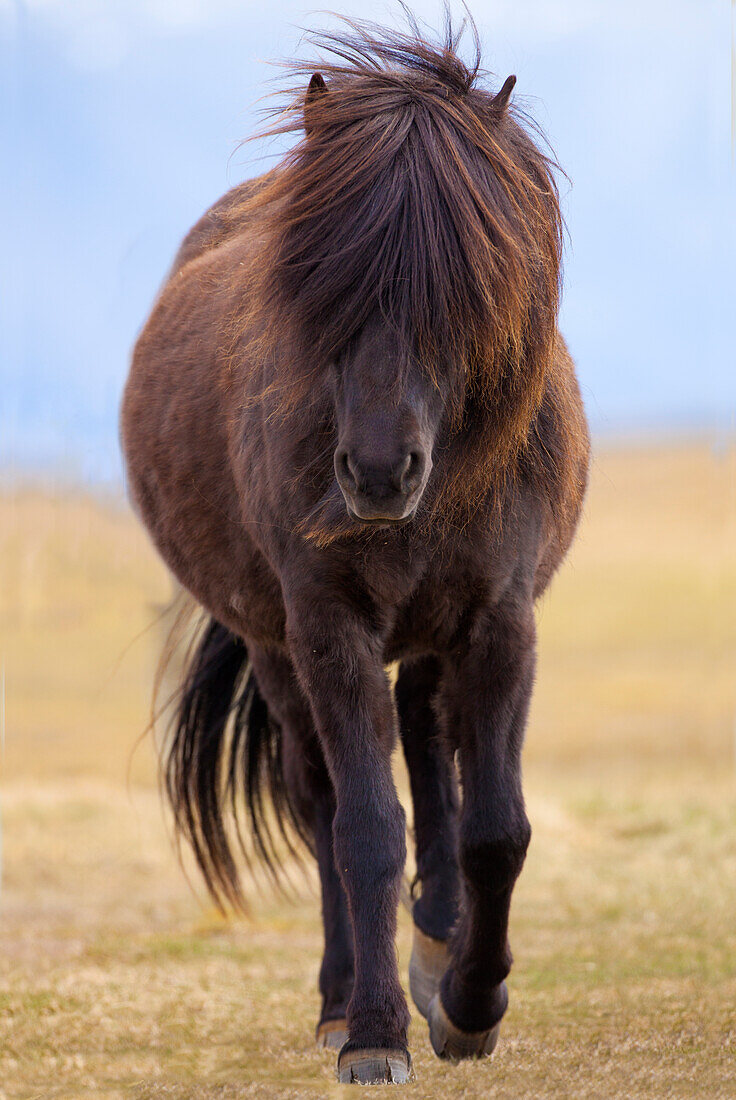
[236,21,557,408]
[221,13,585,541]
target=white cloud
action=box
[6,0,712,38]
[2,0,714,73]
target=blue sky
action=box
[1,0,734,483]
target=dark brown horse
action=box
[122,13,589,1085]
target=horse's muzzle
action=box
[334,446,428,523]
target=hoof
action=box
[427,993,503,1062]
[337,1048,413,1085]
[408,927,450,1019]
[316,1018,348,1050]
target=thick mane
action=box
[226,14,579,530]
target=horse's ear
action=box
[491,74,516,114]
[305,72,328,135]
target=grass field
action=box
[1,441,735,1098]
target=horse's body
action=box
[122,17,589,1085]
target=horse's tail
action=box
[163,616,311,910]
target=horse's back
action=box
[121,209,270,634]
[123,174,266,505]
[168,176,267,278]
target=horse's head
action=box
[331,317,444,524]
[238,28,564,534]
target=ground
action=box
[1,441,735,1098]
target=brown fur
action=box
[165,18,585,540]
[121,10,589,1074]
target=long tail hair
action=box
[163,617,311,910]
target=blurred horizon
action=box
[2,0,734,485]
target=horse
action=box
[121,13,589,1086]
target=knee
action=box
[333,801,406,893]
[459,816,531,894]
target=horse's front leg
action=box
[285,591,411,1085]
[429,600,535,1062]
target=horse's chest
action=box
[382,553,492,661]
[381,513,534,660]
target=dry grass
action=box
[1,440,735,1098]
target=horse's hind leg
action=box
[395,658,460,1018]
[248,646,353,1049]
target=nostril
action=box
[401,450,423,491]
[336,448,357,490]
[344,453,360,485]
